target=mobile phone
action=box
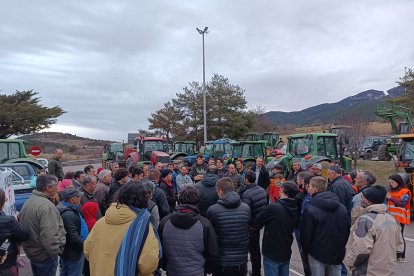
[0,239,10,256]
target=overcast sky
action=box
[1,0,413,142]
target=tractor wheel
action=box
[365,151,373,160]
[377,144,391,161]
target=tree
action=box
[148,101,185,140]
[0,90,65,138]
[389,68,414,108]
[248,105,277,133]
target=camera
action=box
[0,239,10,257]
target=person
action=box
[130,167,144,182]
[207,177,250,276]
[158,186,219,276]
[195,165,220,217]
[84,182,161,276]
[287,160,303,183]
[301,176,350,276]
[386,174,411,262]
[216,157,228,178]
[0,189,29,276]
[345,185,404,275]
[311,163,322,176]
[79,176,102,219]
[160,169,177,212]
[253,157,270,190]
[72,171,85,188]
[256,182,299,276]
[141,164,149,178]
[20,174,66,276]
[224,164,243,194]
[327,165,354,219]
[155,162,164,171]
[94,169,112,216]
[235,158,246,181]
[48,149,64,181]
[84,165,97,177]
[190,154,208,183]
[57,187,89,276]
[147,169,170,220]
[268,173,284,203]
[241,170,267,276]
[110,162,120,176]
[108,168,129,204]
[298,174,313,276]
[175,165,194,193]
[58,179,74,192]
[351,170,376,225]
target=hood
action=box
[105,203,136,225]
[201,173,219,187]
[278,198,299,216]
[170,204,201,229]
[218,191,241,208]
[310,191,341,212]
[361,203,387,215]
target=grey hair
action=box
[82,175,97,185]
[139,179,156,194]
[36,174,58,192]
[362,171,376,186]
[98,169,111,180]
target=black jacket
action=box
[287,168,303,183]
[252,166,270,190]
[195,173,220,217]
[57,204,83,259]
[151,180,170,219]
[0,212,29,269]
[300,191,350,265]
[241,184,268,226]
[327,176,355,218]
[256,198,299,262]
[159,204,219,275]
[160,179,177,213]
[206,191,251,266]
[108,181,123,204]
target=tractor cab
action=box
[230,141,266,165]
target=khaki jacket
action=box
[84,203,159,276]
[345,204,404,276]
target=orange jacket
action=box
[387,188,411,225]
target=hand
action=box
[0,252,7,265]
[386,192,392,200]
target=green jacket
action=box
[48,157,64,181]
[20,190,66,262]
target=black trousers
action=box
[213,263,247,276]
[249,226,262,276]
[397,223,406,258]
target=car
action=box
[0,163,37,212]
[359,136,388,159]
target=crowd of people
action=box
[0,148,411,276]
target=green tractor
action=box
[229,140,268,167]
[0,139,44,171]
[245,132,262,141]
[170,141,198,162]
[102,142,127,168]
[266,133,352,178]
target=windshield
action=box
[289,137,313,157]
[316,136,338,159]
[401,139,414,162]
[143,141,163,152]
[204,143,231,156]
[0,142,21,161]
[110,143,124,152]
[362,138,373,148]
[174,143,195,154]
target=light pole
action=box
[196,26,208,144]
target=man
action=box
[301,176,350,276]
[311,163,323,176]
[195,165,220,217]
[84,165,97,177]
[94,169,112,215]
[235,158,246,180]
[345,185,404,275]
[287,160,303,183]
[351,170,376,225]
[256,182,299,276]
[110,162,120,176]
[160,169,177,212]
[155,162,164,171]
[176,165,194,193]
[141,164,149,178]
[327,165,355,219]
[241,170,267,276]
[224,164,243,194]
[148,169,170,219]
[57,187,88,275]
[48,149,64,181]
[20,174,66,276]
[253,157,270,190]
[108,168,129,204]
[208,157,216,166]
[72,170,85,188]
[159,186,219,276]
[207,177,250,276]
[130,167,144,181]
[190,154,208,183]
[216,158,228,178]
[79,176,102,218]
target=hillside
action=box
[264,86,406,126]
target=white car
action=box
[36,158,49,172]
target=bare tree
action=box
[249,105,277,133]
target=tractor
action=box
[0,139,44,171]
[245,132,261,141]
[229,140,272,168]
[170,141,198,162]
[126,136,171,167]
[102,142,128,169]
[183,138,234,166]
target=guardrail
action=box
[62,158,101,167]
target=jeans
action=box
[213,263,247,276]
[59,254,85,276]
[263,256,289,276]
[308,254,341,276]
[30,256,58,276]
[249,226,262,276]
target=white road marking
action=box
[289,268,305,276]
[404,237,414,242]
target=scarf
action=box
[114,206,162,276]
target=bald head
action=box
[54,149,63,160]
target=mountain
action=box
[264,86,406,127]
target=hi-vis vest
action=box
[387,188,411,225]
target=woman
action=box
[84,182,160,276]
[387,174,411,263]
[0,189,29,276]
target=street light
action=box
[196,26,208,144]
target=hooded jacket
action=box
[206,191,251,266]
[150,180,170,219]
[241,183,268,225]
[300,191,350,265]
[256,198,299,262]
[345,204,404,276]
[158,204,219,276]
[57,202,83,260]
[94,180,109,215]
[195,173,220,217]
[84,204,159,276]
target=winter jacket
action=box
[0,212,29,270]
[81,202,98,231]
[20,190,66,262]
[327,176,354,218]
[195,173,220,217]
[287,168,303,183]
[159,204,219,276]
[217,167,228,178]
[94,180,109,215]
[48,157,64,181]
[206,191,251,266]
[345,204,404,276]
[252,165,270,190]
[108,181,123,204]
[241,183,267,226]
[160,179,177,212]
[79,186,102,220]
[57,203,83,259]
[224,171,243,194]
[84,204,159,276]
[175,174,194,193]
[150,180,170,219]
[190,163,208,183]
[300,191,350,265]
[256,198,299,262]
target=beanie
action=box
[160,168,172,179]
[362,185,387,204]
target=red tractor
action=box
[126,136,171,167]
